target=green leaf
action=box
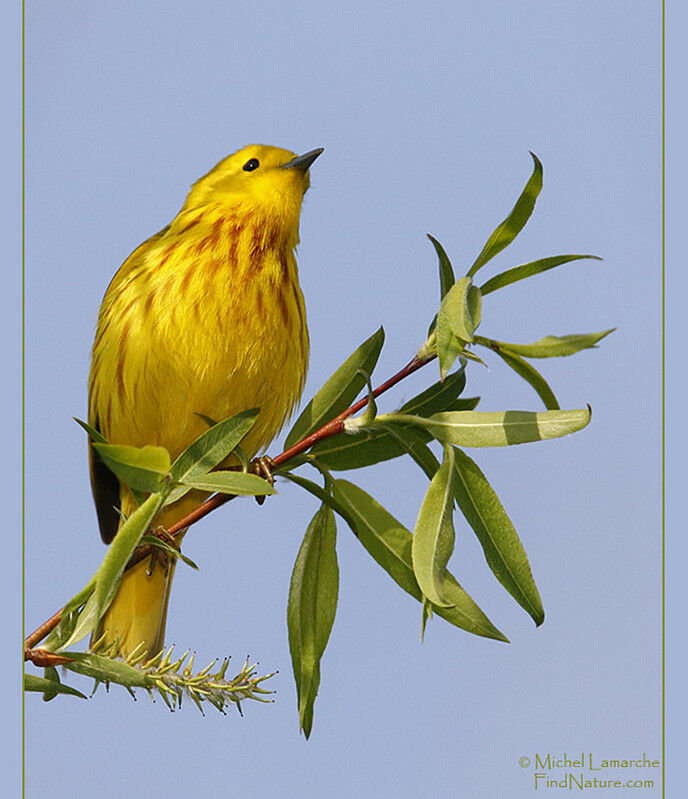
[284,327,385,449]
[195,412,219,428]
[42,580,96,651]
[331,480,422,599]
[437,572,508,641]
[381,424,441,480]
[420,598,433,642]
[427,234,456,299]
[63,652,152,687]
[412,445,457,607]
[59,493,164,650]
[438,278,482,343]
[41,666,61,702]
[486,347,560,410]
[181,471,276,495]
[43,608,81,653]
[436,327,465,380]
[73,417,108,444]
[166,409,259,505]
[140,535,199,570]
[331,480,507,641]
[482,330,615,358]
[379,407,591,447]
[399,369,467,415]
[467,152,543,277]
[93,443,171,493]
[24,673,87,699]
[479,254,602,295]
[287,504,339,738]
[435,281,482,379]
[453,448,544,625]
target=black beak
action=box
[280,148,324,173]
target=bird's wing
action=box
[88,225,170,544]
[88,419,122,544]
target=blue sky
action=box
[15,2,675,796]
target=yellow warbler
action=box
[88,145,322,655]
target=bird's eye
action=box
[242,158,260,172]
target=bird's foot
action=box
[145,526,180,575]
[250,455,275,505]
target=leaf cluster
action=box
[276,153,610,736]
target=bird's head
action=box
[183,145,324,232]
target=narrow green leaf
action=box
[481,330,615,358]
[59,493,164,650]
[379,407,591,447]
[54,590,99,653]
[43,580,96,651]
[284,327,385,448]
[437,572,509,642]
[453,448,544,625]
[427,234,456,299]
[486,346,560,410]
[467,152,543,277]
[412,446,456,607]
[24,673,86,699]
[41,666,62,702]
[195,412,219,428]
[181,471,276,496]
[43,608,81,653]
[435,280,474,378]
[166,409,259,505]
[93,443,170,493]
[479,254,602,295]
[331,480,507,641]
[93,492,165,620]
[399,369,467,415]
[382,425,441,480]
[331,480,419,599]
[287,504,339,738]
[420,598,433,642]
[73,417,108,444]
[63,652,151,687]
[436,327,465,380]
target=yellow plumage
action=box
[88,145,321,655]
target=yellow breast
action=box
[89,205,309,464]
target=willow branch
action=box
[24,352,435,653]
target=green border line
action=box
[661,0,666,796]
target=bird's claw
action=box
[251,455,275,505]
[145,526,179,575]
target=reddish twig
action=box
[24,352,435,653]
[24,608,65,651]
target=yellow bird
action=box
[88,145,322,656]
